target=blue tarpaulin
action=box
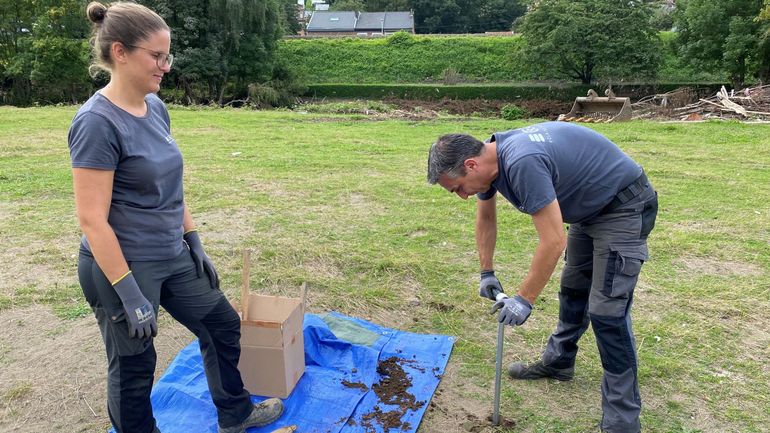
[111,312,454,433]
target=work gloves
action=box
[491,295,532,327]
[479,270,504,300]
[113,272,157,339]
[184,230,220,290]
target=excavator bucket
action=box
[559,89,632,123]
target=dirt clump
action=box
[361,405,411,432]
[373,357,425,411]
[358,356,426,432]
[341,379,369,391]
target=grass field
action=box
[0,106,768,433]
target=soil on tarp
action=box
[358,356,427,432]
[341,379,369,391]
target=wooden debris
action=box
[631,84,770,121]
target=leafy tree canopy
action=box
[144,0,283,104]
[675,0,767,87]
[518,0,661,84]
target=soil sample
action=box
[358,356,427,432]
[341,379,369,391]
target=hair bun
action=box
[87,2,107,24]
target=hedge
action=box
[303,83,729,101]
[278,34,527,83]
[278,32,729,86]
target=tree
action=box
[471,0,526,33]
[411,0,460,33]
[0,0,90,104]
[756,0,770,81]
[365,0,411,11]
[145,0,283,105]
[649,0,675,30]
[675,0,764,88]
[330,0,365,11]
[518,0,661,84]
[279,0,302,35]
[0,0,35,104]
[29,0,90,103]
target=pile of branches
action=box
[632,85,770,121]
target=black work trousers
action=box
[78,248,253,433]
[541,183,658,433]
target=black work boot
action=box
[507,360,574,381]
[218,398,284,433]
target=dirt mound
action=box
[386,98,571,120]
[356,356,426,432]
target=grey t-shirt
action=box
[477,122,641,223]
[68,92,185,261]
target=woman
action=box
[68,3,283,432]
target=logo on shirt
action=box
[165,134,174,143]
[520,126,540,134]
[528,133,546,142]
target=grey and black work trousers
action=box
[541,181,657,433]
[78,248,253,433]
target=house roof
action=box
[306,11,357,31]
[355,12,413,31]
[307,11,413,32]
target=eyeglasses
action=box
[124,44,174,68]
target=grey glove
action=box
[113,272,157,339]
[479,270,503,300]
[490,295,532,326]
[184,230,220,290]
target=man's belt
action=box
[602,171,649,213]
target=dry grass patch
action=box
[419,361,497,433]
[0,239,76,294]
[675,256,763,277]
[0,305,195,433]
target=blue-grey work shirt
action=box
[68,92,185,261]
[476,122,642,223]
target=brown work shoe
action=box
[508,360,574,381]
[218,398,284,433]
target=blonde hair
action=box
[86,1,169,77]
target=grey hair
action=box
[426,133,484,184]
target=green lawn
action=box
[0,106,768,433]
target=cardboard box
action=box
[233,293,305,399]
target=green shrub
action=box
[248,83,281,107]
[500,104,528,120]
[441,68,464,85]
[386,31,416,47]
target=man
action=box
[426,121,657,433]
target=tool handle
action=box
[241,249,251,321]
[492,322,505,426]
[491,288,508,302]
